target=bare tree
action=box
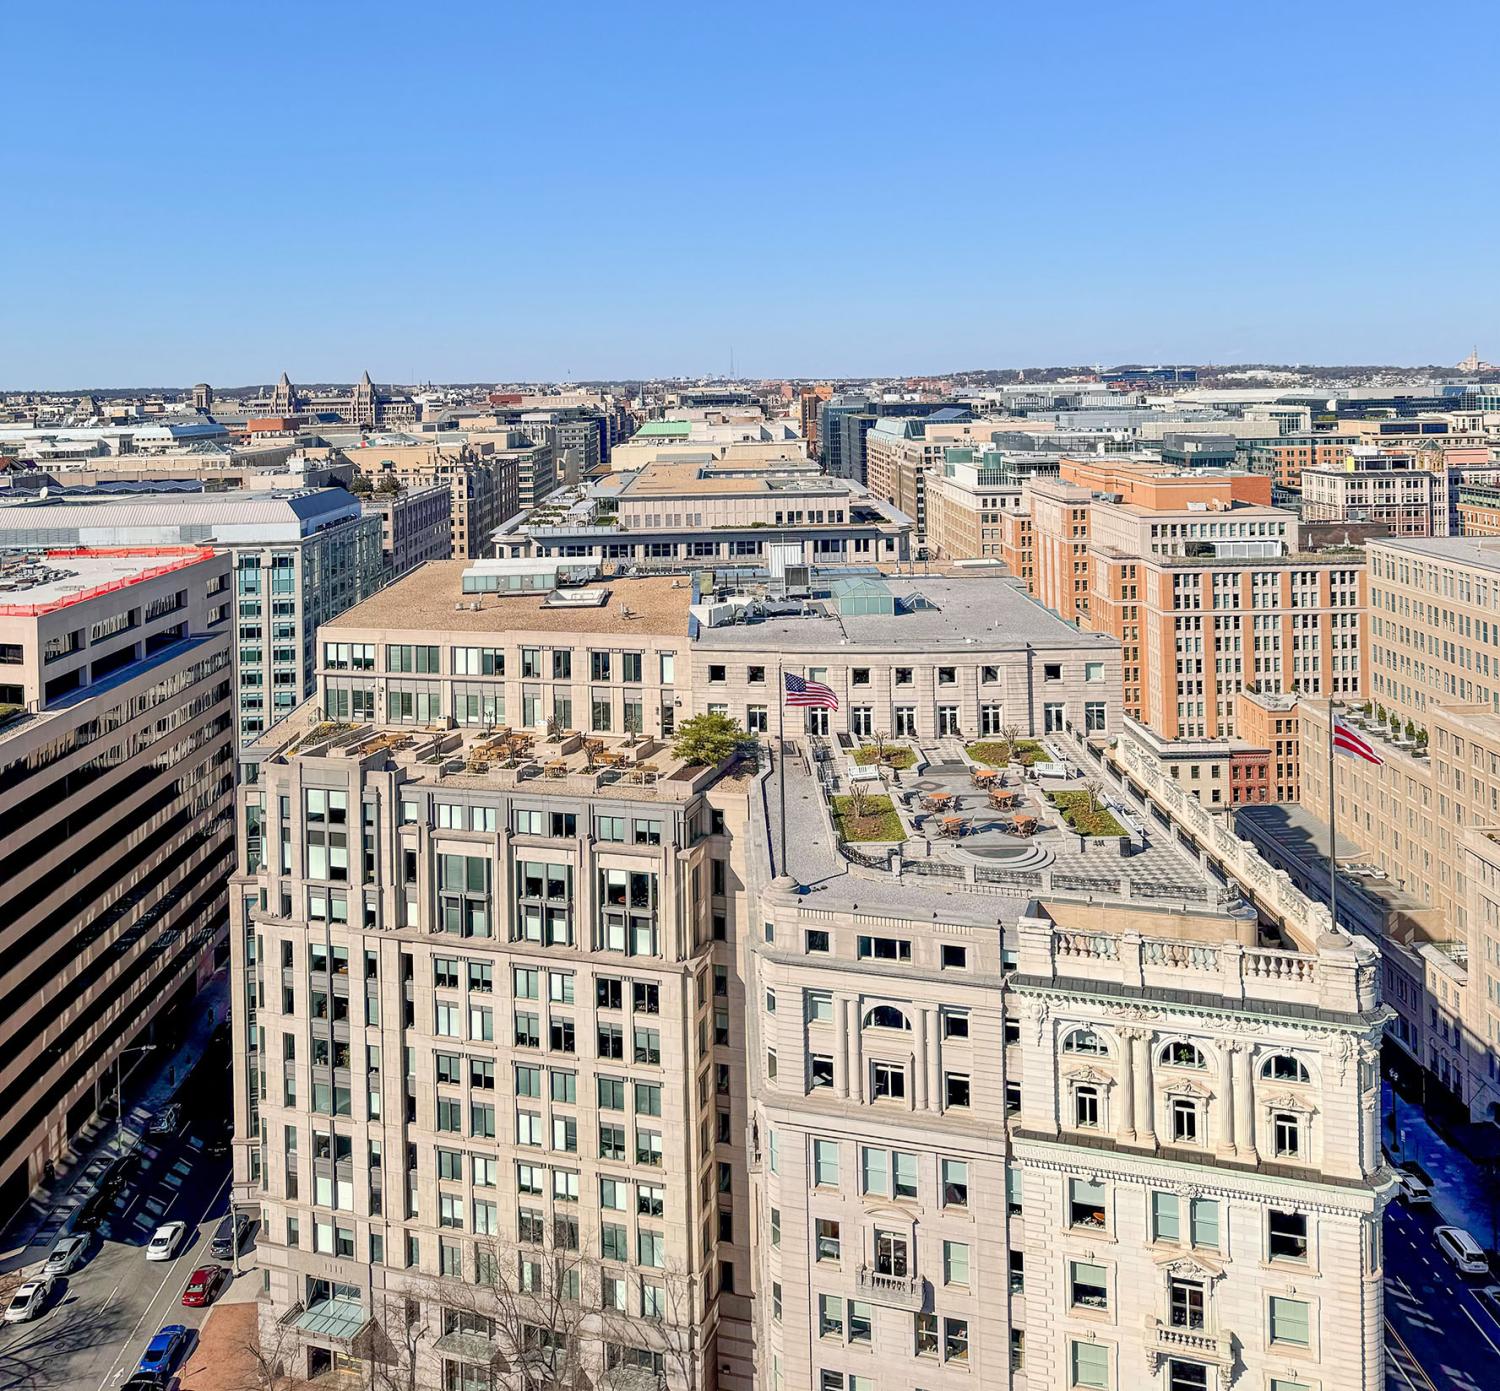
[1081,778,1104,816]
[998,723,1021,765]
[845,782,873,823]
[870,729,890,766]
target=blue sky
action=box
[4,1,1497,386]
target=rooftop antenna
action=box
[730,346,735,382]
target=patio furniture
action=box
[938,816,965,840]
[971,768,997,787]
[544,759,568,778]
[988,788,1019,811]
[922,791,954,813]
[1012,813,1038,837]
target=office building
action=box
[495,462,913,571]
[1299,450,1439,536]
[0,488,387,742]
[817,398,956,485]
[361,483,453,578]
[0,546,233,1222]
[227,553,1391,1390]
[862,411,978,545]
[261,371,420,429]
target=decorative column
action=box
[1132,1031,1156,1148]
[927,1015,943,1113]
[1233,1042,1256,1161]
[914,1010,931,1110]
[833,997,850,1099]
[1221,1044,1239,1157]
[849,1003,864,1104]
[1116,1028,1138,1141]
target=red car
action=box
[180,1265,227,1307]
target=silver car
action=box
[3,1277,53,1323]
[42,1233,89,1277]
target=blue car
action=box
[136,1324,189,1380]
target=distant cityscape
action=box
[5,353,1500,1391]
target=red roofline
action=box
[0,546,219,616]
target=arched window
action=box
[1159,1040,1207,1070]
[863,1005,911,1031]
[1261,1054,1310,1084]
[1062,1027,1108,1056]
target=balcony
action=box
[856,1264,927,1311]
[1145,1318,1234,1378]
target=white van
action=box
[1435,1226,1489,1275]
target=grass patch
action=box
[1048,790,1125,838]
[853,744,916,770]
[967,739,1045,768]
[831,794,905,843]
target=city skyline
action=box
[5,1,1499,385]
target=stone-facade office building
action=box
[0,546,234,1222]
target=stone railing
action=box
[1029,918,1330,1007]
[856,1265,927,1311]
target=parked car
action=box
[3,1277,53,1323]
[146,1221,186,1261]
[1436,1225,1490,1275]
[209,1211,249,1261]
[1395,1168,1433,1204]
[135,1325,189,1380]
[146,1104,182,1137]
[1477,1285,1500,1326]
[43,1232,91,1277]
[181,1265,227,1307]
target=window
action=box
[1171,1097,1200,1144]
[1269,1208,1309,1262]
[1168,1364,1209,1391]
[813,1139,840,1188]
[806,991,834,1024]
[942,1010,969,1040]
[1169,1277,1205,1330]
[1152,1191,1180,1242]
[1074,1085,1101,1129]
[860,1147,888,1196]
[940,943,967,970]
[1273,1111,1303,1158]
[1068,1178,1106,1229]
[943,1073,970,1109]
[1263,1053,1311,1083]
[1064,1027,1108,1055]
[915,1312,939,1358]
[1161,1040,1206,1069]
[943,1240,971,1287]
[1070,1340,1110,1389]
[817,1293,843,1339]
[1269,1295,1311,1347]
[863,1004,909,1030]
[940,1158,968,1207]
[857,935,911,962]
[1070,1260,1108,1311]
[944,1318,969,1364]
[1190,1197,1220,1249]
[815,1218,840,1261]
[871,1061,906,1101]
[809,1054,834,1089]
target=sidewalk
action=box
[0,971,228,1272]
[1385,1081,1498,1245]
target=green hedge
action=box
[966,739,1045,768]
[853,745,916,770]
[831,795,904,843]
[1048,790,1125,838]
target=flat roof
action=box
[325,561,692,637]
[1371,536,1500,572]
[0,546,216,615]
[696,574,1118,653]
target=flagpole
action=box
[777,661,788,881]
[1328,696,1337,930]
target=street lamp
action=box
[113,1045,156,1153]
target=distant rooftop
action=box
[0,546,216,615]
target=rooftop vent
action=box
[543,587,610,609]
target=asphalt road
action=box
[1384,1193,1500,1391]
[0,1035,237,1391]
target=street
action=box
[1384,1192,1500,1391]
[0,1029,242,1391]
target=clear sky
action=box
[5,1,1498,388]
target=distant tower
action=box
[191,382,213,413]
[1460,346,1483,374]
[270,371,299,415]
[351,370,377,427]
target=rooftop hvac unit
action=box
[784,563,812,594]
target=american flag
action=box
[1333,715,1382,766]
[784,672,839,710]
